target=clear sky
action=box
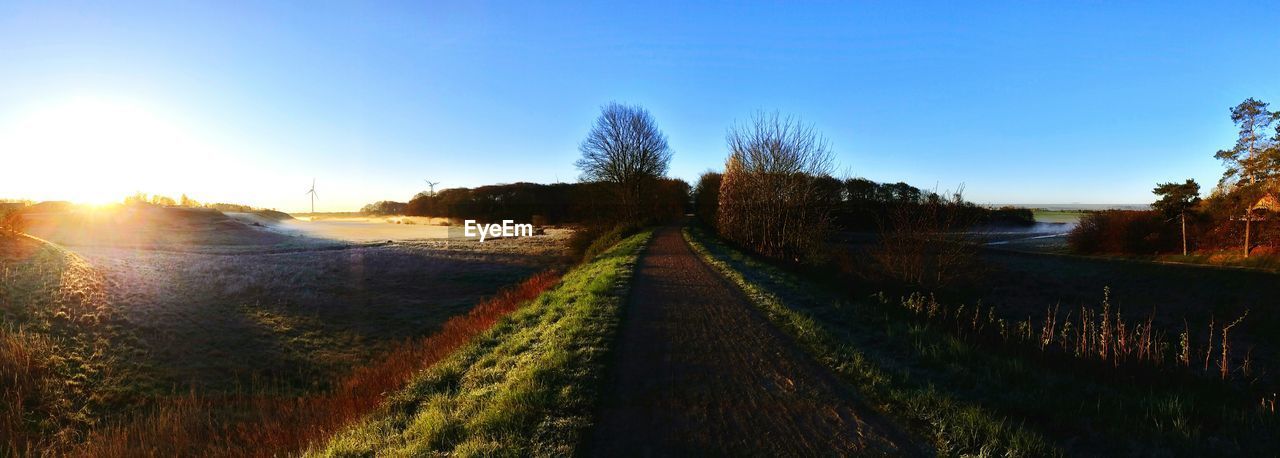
[2,1,1278,212]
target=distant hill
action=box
[20,203,292,247]
[983,203,1150,211]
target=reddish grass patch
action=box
[73,270,562,457]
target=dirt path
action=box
[587,227,913,456]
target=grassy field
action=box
[686,225,1280,456]
[0,235,146,454]
[1032,209,1086,224]
[76,270,564,456]
[1,206,575,454]
[68,238,564,393]
[310,230,651,456]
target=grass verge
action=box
[683,226,1055,456]
[308,229,652,456]
[685,225,1280,456]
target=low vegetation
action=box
[2,202,577,455]
[310,230,651,456]
[1,236,144,455]
[685,225,1280,455]
[75,270,562,456]
[396,179,688,226]
[869,189,981,288]
[1,204,26,236]
[717,111,835,263]
[1070,98,1280,259]
[1069,209,1180,254]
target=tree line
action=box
[387,179,688,225]
[363,103,689,229]
[364,103,1026,275]
[1071,98,1280,256]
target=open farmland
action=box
[1032,208,1087,225]
[31,207,570,391]
[249,215,456,243]
[6,3,1280,453]
[70,238,566,392]
[1,206,572,452]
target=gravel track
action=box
[587,226,912,456]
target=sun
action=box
[0,96,209,204]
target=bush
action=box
[985,206,1036,226]
[870,191,980,288]
[1068,210,1177,254]
[1,207,26,237]
[570,222,645,263]
[646,178,691,222]
[693,172,722,229]
[717,112,835,264]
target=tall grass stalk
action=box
[896,290,1254,382]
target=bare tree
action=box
[717,111,835,262]
[576,102,672,221]
[870,187,980,288]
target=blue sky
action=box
[2,1,1278,211]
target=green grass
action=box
[684,225,1280,456]
[308,230,652,456]
[1032,209,1086,224]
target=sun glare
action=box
[1,96,213,204]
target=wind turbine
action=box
[423,179,440,196]
[306,179,318,214]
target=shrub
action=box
[570,222,645,263]
[646,178,691,222]
[1068,210,1177,254]
[693,172,722,228]
[0,207,25,237]
[985,206,1036,226]
[403,181,684,225]
[870,191,980,288]
[717,112,835,263]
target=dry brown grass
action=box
[1,328,59,455]
[894,287,1258,381]
[1,236,137,456]
[74,270,562,457]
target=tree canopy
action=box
[576,102,672,220]
[1215,98,1279,187]
[1152,179,1201,218]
